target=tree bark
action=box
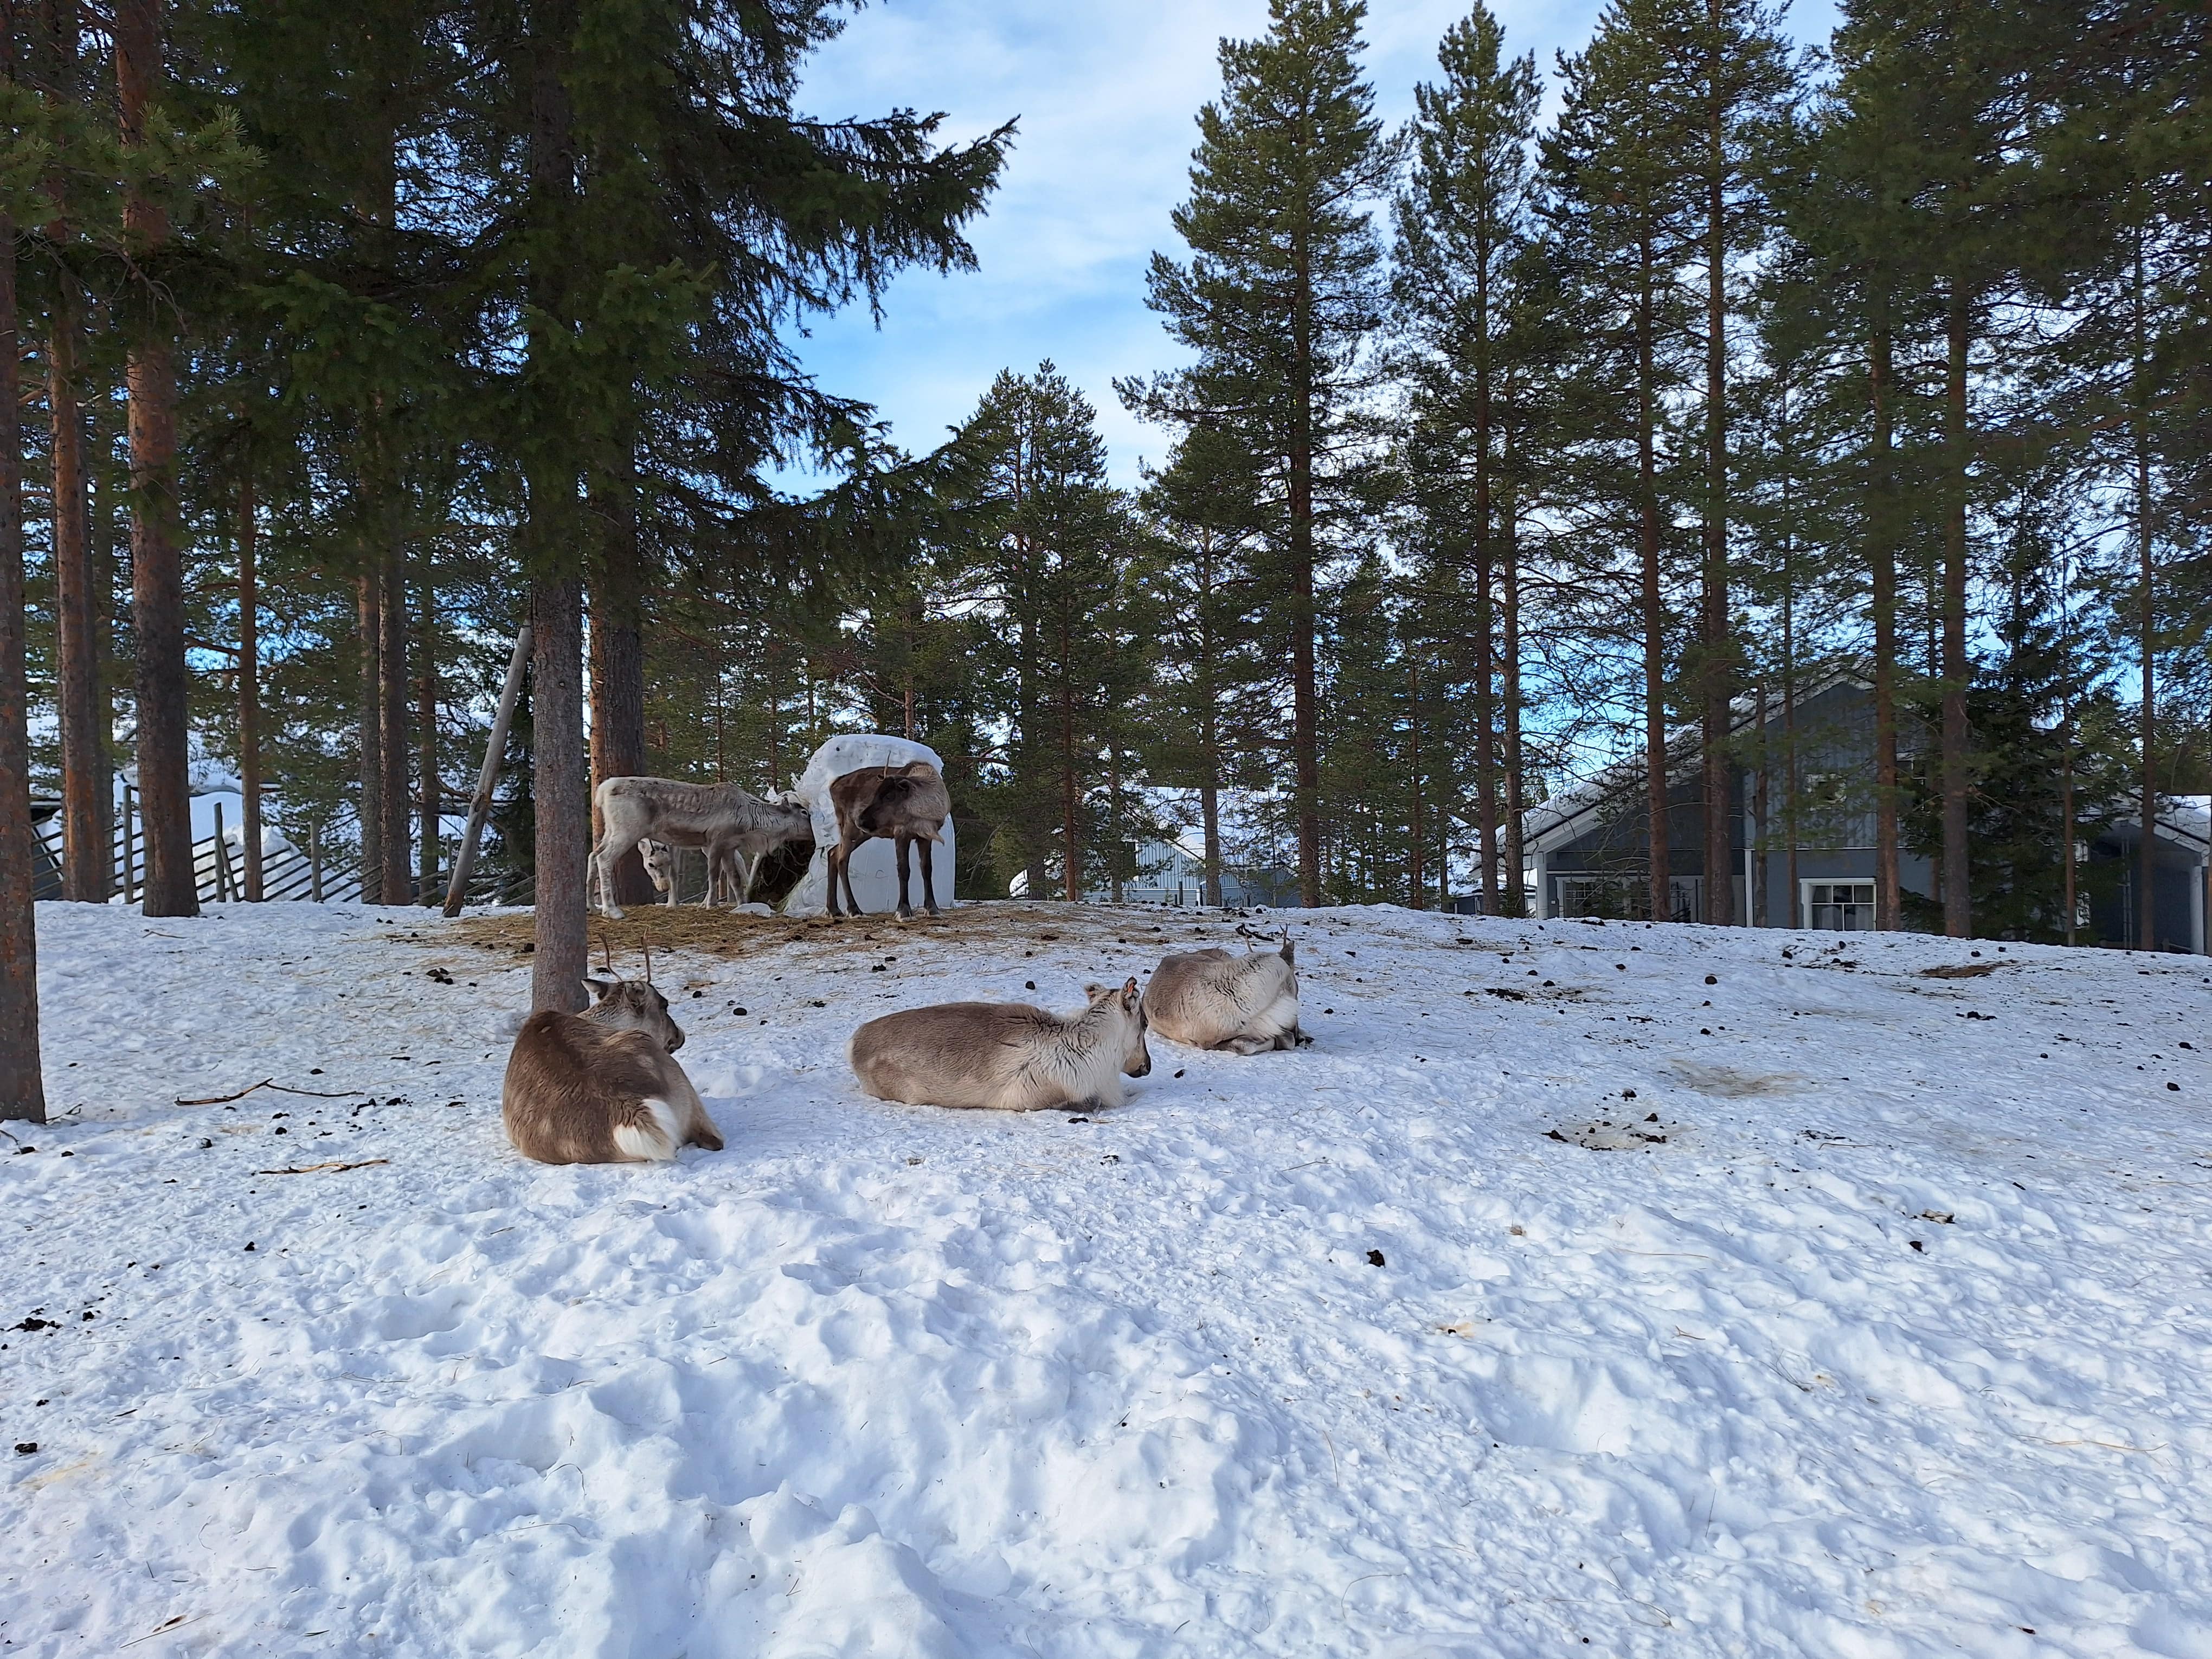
[380,550,411,903]
[1501,464,1525,920]
[118,0,195,917]
[1699,32,1733,928]
[1408,658,1425,908]
[417,550,438,902]
[1939,284,1971,938]
[52,295,104,900]
[587,582,652,909]
[2134,232,2157,953]
[531,578,588,1013]
[1870,322,1901,931]
[357,572,383,902]
[0,42,50,1121]
[1638,228,1669,922]
[237,472,263,900]
[1290,235,1322,908]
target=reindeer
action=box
[825,761,951,920]
[1142,930,1307,1054]
[592,777,814,917]
[501,952,724,1163]
[640,839,681,905]
[849,979,1150,1111]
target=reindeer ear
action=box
[584,975,617,1002]
[1121,977,1140,1010]
[1083,981,1110,1001]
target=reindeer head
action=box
[581,975,685,1053]
[639,839,676,895]
[1084,976,1151,1078]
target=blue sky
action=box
[791,0,1841,488]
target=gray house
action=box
[1522,674,2210,950]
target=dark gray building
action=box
[1521,674,2209,950]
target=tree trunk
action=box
[1474,541,1497,912]
[1700,48,1733,928]
[53,292,104,901]
[380,550,411,903]
[1870,322,1900,931]
[417,550,438,901]
[1059,655,1081,903]
[531,578,588,1013]
[357,573,383,902]
[119,0,195,917]
[1638,230,1669,922]
[2134,232,2157,954]
[1408,658,1425,909]
[1939,284,1971,938]
[0,85,49,1121]
[237,472,263,900]
[1290,237,1321,908]
[1501,469,1526,920]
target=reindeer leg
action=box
[840,840,865,917]
[895,835,914,920]
[739,847,759,907]
[920,837,941,917]
[591,842,625,920]
[825,845,843,918]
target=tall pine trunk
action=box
[526,4,587,1011]
[380,550,410,902]
[237,473,263,900]
[1637,229,1669,922]
[1939,284,1971,938]
[1290,240,1322,908]
[531,578,588,1012]
[52,286,103,901]
[0,30,50,1121]
[587,498,651,910]
[357,573,383,901]
[1408,658,1425,908]
[1699,49,1733,928]
[416,551,438,901]
[1870,321,1901,931]
[1501,464,1525,919]
[2134,230,2157,954]
[119,0,195,917]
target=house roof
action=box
[1523,666,1869,850]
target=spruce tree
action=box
[1123,0,1398,907]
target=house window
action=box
[1805,880,1875,931]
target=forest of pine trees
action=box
[3,0,2209,1114]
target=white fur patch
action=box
[613,1098,680,1162]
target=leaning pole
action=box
[442,625,531,917]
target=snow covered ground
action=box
[6,900,2212,1658]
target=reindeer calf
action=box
[1143,934,1306,1054]
[502,976,724,1163]
[849,979,1150,1111]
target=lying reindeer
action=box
[849,979,1150,1111]
[1143,931,1307,1054]
[592,776,813,917]
[826,761,951,920]
[501,971,724,1163]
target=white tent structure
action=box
[781,734,956,917]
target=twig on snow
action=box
[253,1158,391,1176]
[176,1078,359,1106]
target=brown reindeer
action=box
[825,761,951,920]
[501,969,724,1164]
[850,979,1150,1111]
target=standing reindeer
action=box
[591,777,814,917]
[501,962,724,1163]
[825,761,951,920]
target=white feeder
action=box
[781,734,957,917]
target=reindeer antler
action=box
[641,940,653,985]
[597,930,613,974]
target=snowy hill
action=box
[6,901,2211,1657]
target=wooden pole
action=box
[212,799,227,902]
[443,625,531,916]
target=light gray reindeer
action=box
[825,761,951,920]
[501,951,724,1164]
[593,776,813,918]
[849,979,1150,1111]
[1143,930,1306,1054]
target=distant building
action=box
[1009,838,1297,908]
[1521,673,2209,950]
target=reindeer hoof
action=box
[897,904,914,920]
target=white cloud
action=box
[792,0,1838,486]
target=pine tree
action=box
[1392,3,1539,912]
[1123,0,1398,906]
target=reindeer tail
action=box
[610,1098,680,1163]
